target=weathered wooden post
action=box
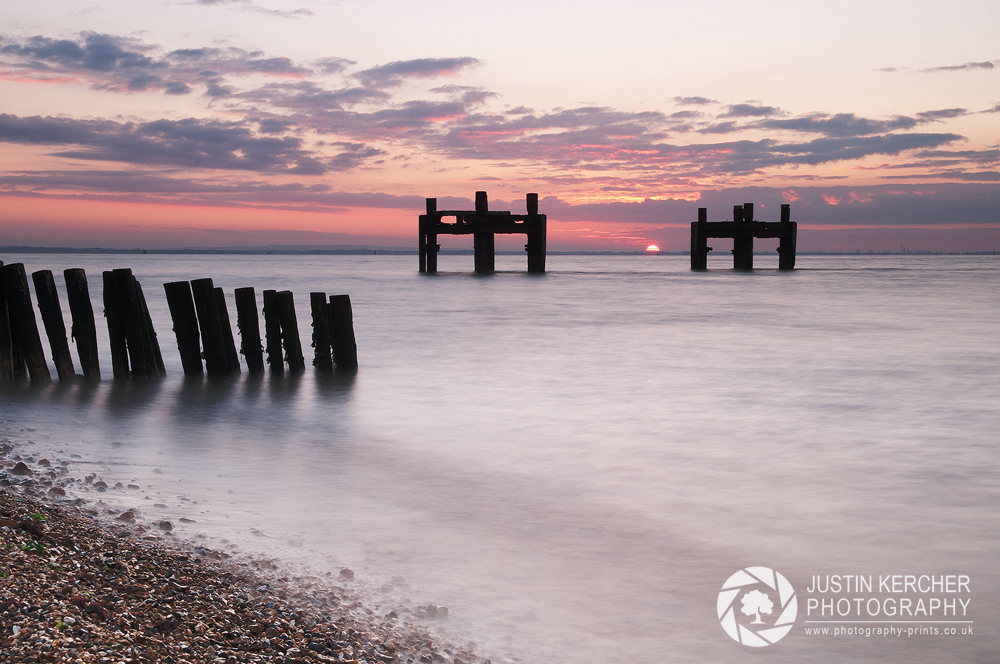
[190,278,229,377]
[111,269,150,378]
[234,287,265,374]
[732,203,754,270]
[0,261,13,384]
[691,207,710,270]
[0,263,52,384]
[310,292,334,373]
[134,279,166,377]
[64,269,101,381]
[329,294,358,371]
[275,291,305,373]
[262,289,284,374]
[425,198,440,274]
[525,193,547,273]
[214,287,241,374]
[31,270,76,381]
[778,203,797,270]
[163,281,203,377]
[473,191,495,273]
[102,271,129,380]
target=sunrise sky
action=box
[1,0,997,251]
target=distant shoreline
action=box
[1,246,995,257]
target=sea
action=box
[1,252,997,663]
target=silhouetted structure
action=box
[691,203,797,270]
[419,191,546,274]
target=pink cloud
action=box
[823,194,840,205]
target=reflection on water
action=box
[1,253,998,663]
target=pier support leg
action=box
[732,205,753,270]
[691,208,709,270]
[778,204,797,270]
[474,230,495,274]
[64,269,101,381]
[525,193,546,273]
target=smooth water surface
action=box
[2,253,998,663]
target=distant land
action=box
[0,246,995,257]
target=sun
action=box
[645,244,660,253]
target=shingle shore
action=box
[1,447,487,664]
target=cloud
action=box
[0,33,313,96]
[673,96,717,105]
[920,60,998,73]
[760,113,917,137]
[354,57,481,89]
[721,104,781,118]
[916,108,968,121]
[191,0,313,18]
[0,113,346,174]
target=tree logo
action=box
[717,567,797,647]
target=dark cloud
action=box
[916,108,968,121]
[0,113,338,174]
[314,57,356,75]
[921,60,997,73]
[0,34,313,96]
[673,96,716,105]
[760,113,918,137]
[354,57,481,89]
[192,0,314,18]
[721,104,781,118]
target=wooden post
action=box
[420,198,436,274]
[0,261,13,383]
[778,203,796,270]
[329,294,358,371]
[732,204,754,270]
[163,281,203,377]
[214,287,241,374]
[262,289,284,374]
[0,263,51,384]
[63,269,101,381]
[102,271,129,380]
[111,269,149,378]
[691,207,709,270]
[473,191,494,273]
[275,291,305,373]
[525,193,547,273]
[134,279,166,377]
[310,292,333,372]
[234,287,264,374]
[190,278,229,377]
[31,270,76,381]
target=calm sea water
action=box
[2,252,998,663]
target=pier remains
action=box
[691,203,797,270]
[419,191,546,274]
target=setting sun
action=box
[646,244,660,252]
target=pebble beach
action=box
[0,439,486,664]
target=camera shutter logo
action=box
[717,567,797,646]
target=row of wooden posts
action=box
[0,260,357,384]
[162,279,357,378]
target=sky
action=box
[0,0,997,252]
